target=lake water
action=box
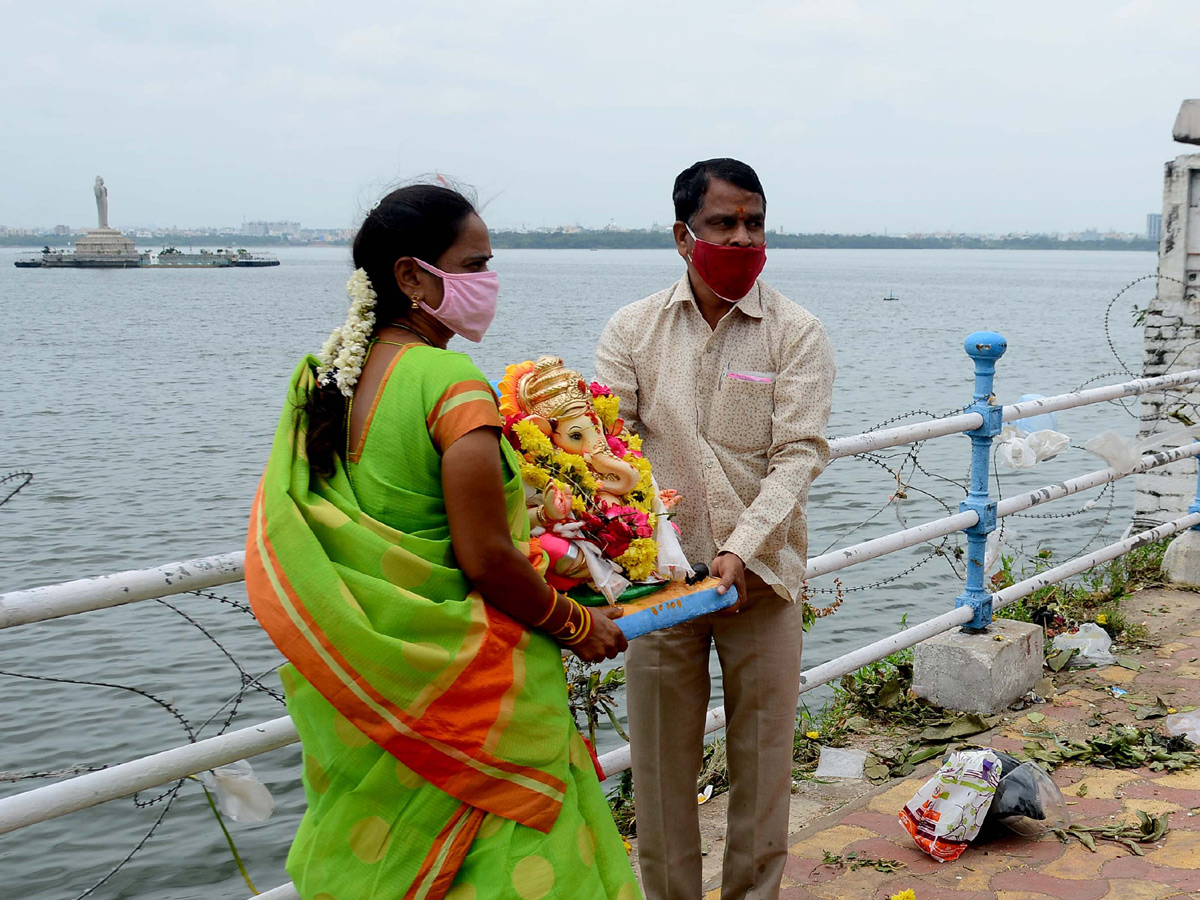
[0,246,1160,898]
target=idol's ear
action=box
[526,415,553,437]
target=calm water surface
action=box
[0,246,1157,898]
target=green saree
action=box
[246,346,640,900]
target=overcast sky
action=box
[2,1,1197,234]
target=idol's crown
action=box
[520,356,590,420]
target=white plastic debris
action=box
[1025,430,1069,462]
[1084,426,1200,476]
[814,746,868,779]
[995,425,1069,470]
[1083,431,1144,475]
[1052,623,1116,667]
[1166,711,1200,745]
[195,759,275,823]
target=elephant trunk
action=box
[584,439,639,496]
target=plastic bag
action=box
[1166,711,1200,744]
[1083,431,1144,475]
[992,761,1069,836]
[900,749,1003,862]
[1010,394,1059,434]
[1025,430,1069,462]
[814,747,867,779]
[995,426,1070,470]
[195,760,275,823]
[1052,622,1116,666]
[1084,426,1200,476]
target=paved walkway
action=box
[697,587,1200,899]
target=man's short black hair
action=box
[673,158,766,225]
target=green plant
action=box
[994,539,1169,645]
[605,769,637,837]
[564,658,628,748]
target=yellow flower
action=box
[805,730,819,740]
[520,462,550,490]
[616,537,658,582]
[1096,613,1108,625]
[513,418,553,458]
[890,891,916,900]
[619,453,656,512]
[591,393,620,432]
[1168,707,1178,714]
[626,432,643,452]
[553,450,599,497]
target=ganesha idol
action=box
[498,356,693,604]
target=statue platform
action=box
[73,227,139,260]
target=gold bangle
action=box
[550,600,581,641]
[562,604,594,646]
[531,587,559,628]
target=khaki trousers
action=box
[625,572,804,900]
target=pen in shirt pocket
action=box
[723,366,776,384]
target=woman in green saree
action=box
[246,184,640,900]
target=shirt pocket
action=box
[708,369,776,453]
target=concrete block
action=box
[1173,99,1200,145]
[1163,528,1200,587]
[912,619,1043,715]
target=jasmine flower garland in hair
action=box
[315,268,378,397]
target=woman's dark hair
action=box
[303,183,477,476]
[672,158,766,225]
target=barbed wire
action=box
[1,471,33,508]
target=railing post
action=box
[956,331,1007,631]
[1189,440,1200,529]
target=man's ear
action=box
[673,222,691,261]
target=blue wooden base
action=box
[616,584,739,640]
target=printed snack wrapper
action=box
[899,749,1002,862]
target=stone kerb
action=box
[1163,527,1200,586]
[912,618,1043,714]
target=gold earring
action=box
[411,294,421,309]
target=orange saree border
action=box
[402,803,486,900]
[246,480,565,833]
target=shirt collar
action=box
[666,273,765,319]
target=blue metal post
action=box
[956,331,1007,631]
[1189,440,1200,529]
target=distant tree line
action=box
[487,231,1158,251]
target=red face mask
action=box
[686,225,767,302]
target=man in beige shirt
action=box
[594,158,834,900]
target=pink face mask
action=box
[413,258,499,343]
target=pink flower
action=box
[589,382,612,398]
[604,505,653,538]
[606,434,628,457]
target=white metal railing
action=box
[4,358,1200,900]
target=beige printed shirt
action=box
[594,275,835,600]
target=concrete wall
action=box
[1136,153,1200,526]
